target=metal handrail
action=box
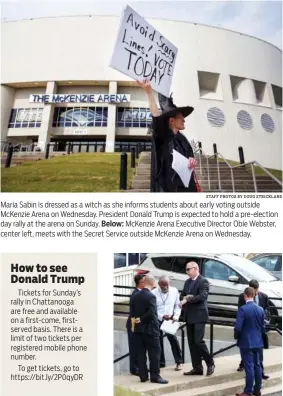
[114,318,281,365]
[203,151,282,192]
[114,289,282,327]
[113,285,282,301]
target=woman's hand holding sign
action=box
[136,79,152,93]
[188,157,197,170]
[137,79,161,117]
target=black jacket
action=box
[238,291,269,311]
[126,288,141,330]
[180,275,209,324]
[131,288,159,336]
[150,116,197,192]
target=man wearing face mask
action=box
[152,275,183,371]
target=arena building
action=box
[1,15,282,169]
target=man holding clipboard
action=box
[152,276,183,371]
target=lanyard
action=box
[159,290,169,305]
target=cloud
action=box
[212,1,282,48]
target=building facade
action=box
[1,15,282,168]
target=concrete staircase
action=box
[130,152,282,193]
[114,347,282,396]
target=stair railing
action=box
[193,148,203,177]
[228,160,282,193]
[196,150,282,193]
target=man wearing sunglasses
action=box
[180,262,215,376]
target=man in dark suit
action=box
[126,274,145,375]
[131,274,168,384]
[180,262,215,376]
[237,279,269,380]
[234,287,266,396]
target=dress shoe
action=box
[159,363,166,368]
[262,373,269,380]
[237,366,244,372]
[150,377,168,384]
[253,391,261,396]
[207,364,215,376]
[235,392,252,396]
[183,369,203,376]
[140,378,149,383]
[175,363,183,371]
[130,372,139,376]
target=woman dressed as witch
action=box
[137,79,200,193]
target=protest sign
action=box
[109,5,178,97]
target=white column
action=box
[37,81,57,151]
[105,81,117,153]
[1,85,15,141]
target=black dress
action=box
[150,115,197,192]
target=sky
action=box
[1,0,282,49]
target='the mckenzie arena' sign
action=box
[30,94,131,104]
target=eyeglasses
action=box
[186,267,196,272]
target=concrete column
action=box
[1,85,16,141]
[37,81,57,151]
[106,81,117,153]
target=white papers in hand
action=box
[160,320,180,335]
[171,149,192,187]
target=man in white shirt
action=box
[152,275,183,371]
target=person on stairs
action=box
[237,279,270,380]
[131,274,169,384]
[180,262,215,376]
[234,287,266,396]
[126,274,145,376]
[152,275,183,371]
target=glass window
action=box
[52,106,108,127]
[128,254,140,266]
[102,107,108,127]
[172,257,202,274]
[116,107,152,128]
[114,253,127,269]
[139,253,147,262]
[253,255,281,272]
[8,108,43,128]
[152,257,173,271]
[225,255,277,282]
[203,259,237,280]
[9,109,17,125]
[114,140,152,152]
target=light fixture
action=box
[34,82,39,85]
[68,81,73,84]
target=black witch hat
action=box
[158,93,194,119]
